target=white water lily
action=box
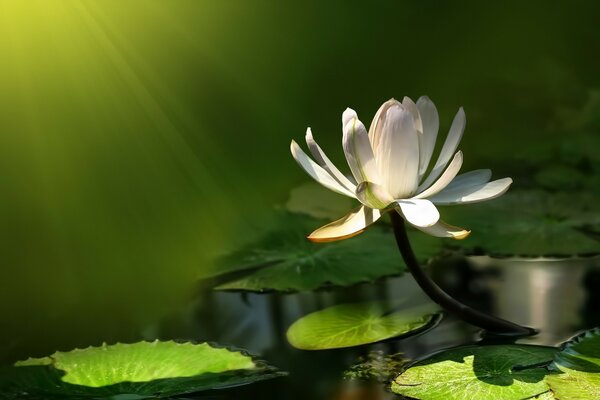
[290,96,512,242]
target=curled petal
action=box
[396,199,440,228]
[307,206,382,243]
[305,128,357,191]
[355,181,394,209]
[290,140,355,198]
[419,107,466,189]
[416,96,440,178]
[342,112,380,184]
[415,151,463,198]
[428,177,513,205]
[411,218,471,240]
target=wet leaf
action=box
[0,341,284,398]
[546,328,600,400]
[214,212,442,292]
[444,190,600,257]
[391,345,557,400]
[286,302,439,350]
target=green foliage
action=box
[391,345,557,400]
[286,302,439,350]
[214,211,442,292]
[0,341,284,399]
[444,190,600,257]
[546,328,600,399]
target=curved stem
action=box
[390,212,537,337]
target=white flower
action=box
[290,96,512,242]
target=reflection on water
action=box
[471,256,593,344]
[144,255,600,399]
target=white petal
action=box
[355,181,394,209]
[342,107,357,128]
[411,218,471,239]
[415,151,463,198]
[307,206,382,243]
[416,96,440,178]
[290,140,356,198]
[444,169,492,191]
[419,107,465,189]
[428,177,513,205]
[305,128,357,191]
[373,103,420,198]
[368,99,398,150]
[396,199,440,227]
[402,96,423,134]
[342,113,380,184]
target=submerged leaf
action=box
[344,351,408,383]
[0,341,284,398]
[391,345,557,400]
[213,211,442,292]
[286,302,439,350]
[546,328,600,400]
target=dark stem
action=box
[390,212,537,337]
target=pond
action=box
[156,255,600,399]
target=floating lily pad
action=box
[0,341,284,398]
[214,211,442,292]
[286,302,439,350]
[391,345,557,400]
[443,190,600,257]
[545,328,600,400]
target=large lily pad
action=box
[545,328,600,399]
[391,345,557,400]
[214,211,442,292]
[0,341,284,398]
[286,302,439,350]
[444,190,600,257]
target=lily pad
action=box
[545,328,600,400]
[443,190,600,257]
[214,211,442,292]
[286,302,439,350]
[0,341,284,398]
[391,344,557,400]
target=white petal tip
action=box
[305,127,313,141]
[342,108,357,126]
[451,230,471,240]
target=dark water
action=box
[149,255,600,400]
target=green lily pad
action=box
[443,190,600,257]
[545,328,600,400]
[391,344,557,400]
[0,341,284,398]
[214,211,442,292]
[286,302,439,350]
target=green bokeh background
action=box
[0,0,598,362]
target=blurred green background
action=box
[0,0,598,362]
